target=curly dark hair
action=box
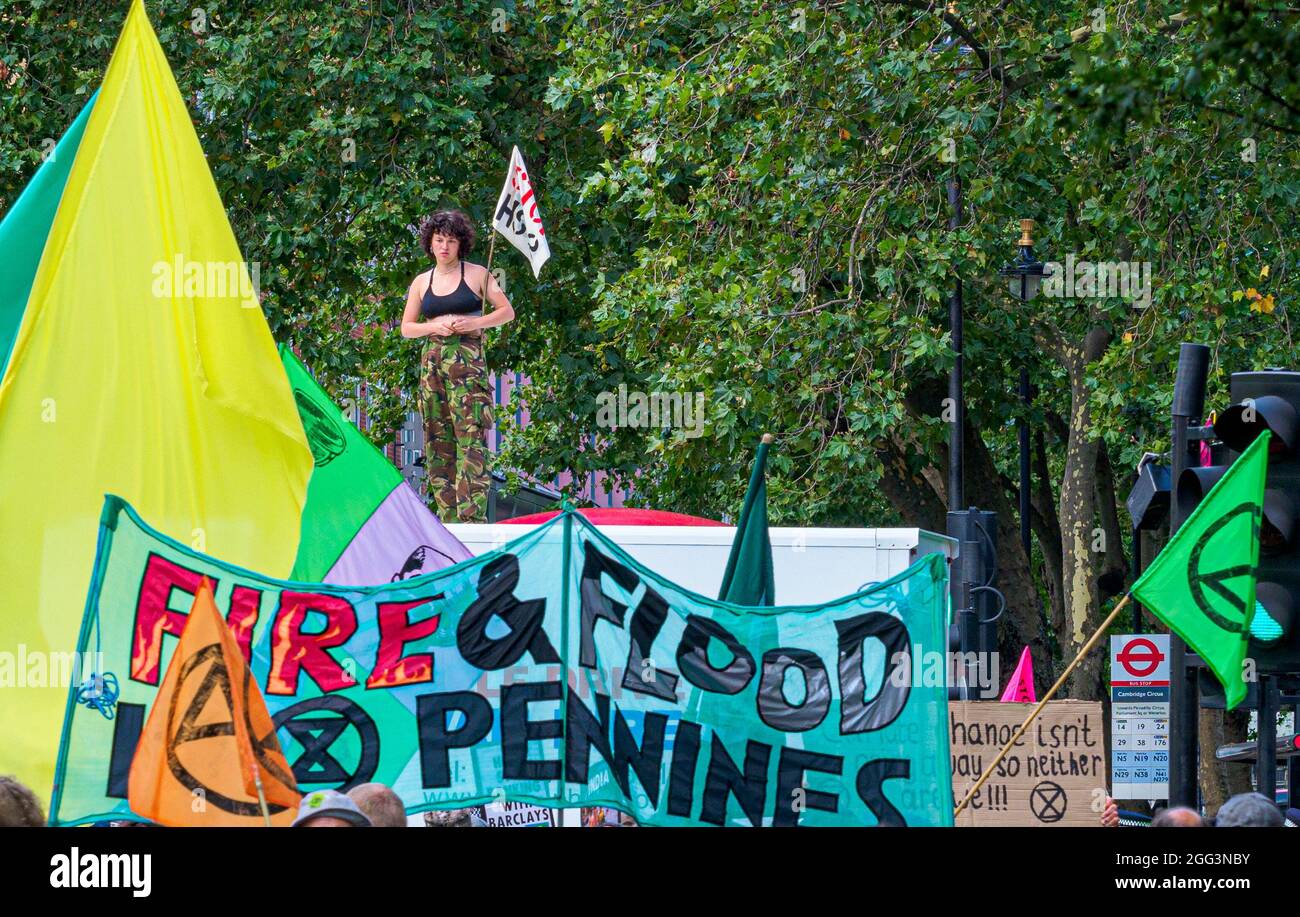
[0,775,45,827]
[417,209,476,259]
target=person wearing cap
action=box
[1215,792,1284,827]
[292,789,372,828]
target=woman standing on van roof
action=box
[400,210,515,523]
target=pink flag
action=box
[1000,646,1037,703]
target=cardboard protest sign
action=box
[950,701,1106,826]
[52,496,954,827]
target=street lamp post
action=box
[999,220,1049,565]
[949,178,964,513]
[1000,219,1049,304]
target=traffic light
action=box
[1178,371,1300,673]
[946,508,999,699]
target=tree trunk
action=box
[875,437,948,534]
[1094,439,1129,598]
[1198,707,1253,816]
[1032,428,1066,637]
[1056,327,1112,701]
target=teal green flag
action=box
[0,94,97,379]
[718,436,776,605]
[52,495,953,827]
[1131,430,1271,709]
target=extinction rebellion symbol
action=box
[271,695,380,791]
[166,643,296,817]
[294,387,347,467]
[1187,502,1260,634]
[1029,780,1067,823]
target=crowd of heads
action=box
[1102,791,1294,828]
[288,783,433,828]
[0,769,648,829]
[4,772,1294,828]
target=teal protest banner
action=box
[51,496,953,827]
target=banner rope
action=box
[74,603,119,720]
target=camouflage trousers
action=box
[420,334,492,523]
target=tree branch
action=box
[881,0,1005,84]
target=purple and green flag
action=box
[282,346,472,584]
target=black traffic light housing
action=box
[946,508,999,699]
[1215,394,1299,456]
[1126,459,1171,531]
[1179,372,1300,674]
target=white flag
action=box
[492,145,551,278]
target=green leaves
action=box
[4,0,1295,531]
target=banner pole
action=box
[953,593,1130,820]
[252,763,272,827]
[49,496,124,825]
[558,505,573,825]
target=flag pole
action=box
[252,763,272,827]
[953,592,1131,820]
[479,231,498,307]
[476,229,499,350]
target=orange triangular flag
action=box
[999,646,1037,703]
[128,578,300,825]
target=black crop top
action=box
[421,261,483,319]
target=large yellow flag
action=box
[129,579,300,826]
[0,0,312,796]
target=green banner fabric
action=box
[52,495,953,827]
[1131,430,1271,710]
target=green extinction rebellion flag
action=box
[1131,430,1271,710]
[51,496,953,827]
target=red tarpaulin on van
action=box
[500,508,725,526]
